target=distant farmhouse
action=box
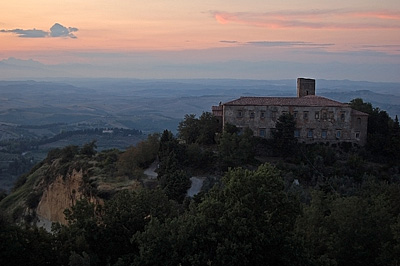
[212,78,368,146]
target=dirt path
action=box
[144,161,158,179]
[144,160,204,197]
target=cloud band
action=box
[0,23,78,38]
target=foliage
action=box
[60,145,80,163]
[178,114,199,144]
[197,112,222,145]
[217,125,254,168]
[350,98,373,114]
[96,148,120,176]
[185,142,215,169]
[80,140,97,157]
[54,199,104,265]
[178,112,221,145]
[157,130,186,177]
[350,98,400,163]
[159,169,191,203]
[272,113,298,156]
[2,106,400,266]
[117,134,159,178]
[296,180,400,266]
[158,130,183,163]
[69,252,91,266]
[26,191,43,209]
[156,132,191,203]
[0,225,57,266]
[52,189,177,265]
[134,164,308,266]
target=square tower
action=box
[297,78,315,97]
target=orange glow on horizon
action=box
[0,1,399,68]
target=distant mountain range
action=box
[0,78,399,134]
[2,57,400,83]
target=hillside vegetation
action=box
[0,99,400,266]
[0,127,144,192]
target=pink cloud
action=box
[353,11,400,20]
[212,9,400,30]
[215,13,231,24]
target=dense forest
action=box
[0,98,400,266]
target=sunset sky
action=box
[1,0,399,81]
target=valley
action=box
[0,78,399,192]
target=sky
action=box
[0,0,400,81]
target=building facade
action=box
[212,78,368,146]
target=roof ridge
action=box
[223,95,349,107]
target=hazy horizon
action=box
[0,1,399,82]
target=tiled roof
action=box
[223,95,348,107]
[351,109,369,116]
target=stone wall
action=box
[223,104,368,146]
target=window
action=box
[304,111,309,120]
[357,117,361,125]
[341,112,345,122]
[322,112,327,120]
[250,111,255,119]
[260,111,265,119]
[293,111,298,119]
[294,129,300,138]
[308,129,313,138]
[329,111,334,120]
[237,110,243,118]
[272,111,277,119]
[336,130,341,139]
[259,128,266,137]
[321,130,327,139]
[315,112,319,119]
[355,132,360,139]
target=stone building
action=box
[212,78,368,146]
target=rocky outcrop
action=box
[36,169,86,225]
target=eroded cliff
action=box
[37,169,86,225]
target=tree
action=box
[158,130,181,161]
[52,189,178,266]
[134,164,308,266]
[159,169,191,203]
[350,98,400,162]
[0,224,58,266]
[197,112,221,145]
[273,113,297,156]
[296,180,400,266]
[68,252,91,266]
[178,114,200,144]
[60,145,79,163]
[100,189,177,264]
[218,125,254,168]
[178,112,221,145]
[157,130,187,177]
[118,134,160,177]
[53,199,104,265]
[350,98,373,114]
[80,140,97,157]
